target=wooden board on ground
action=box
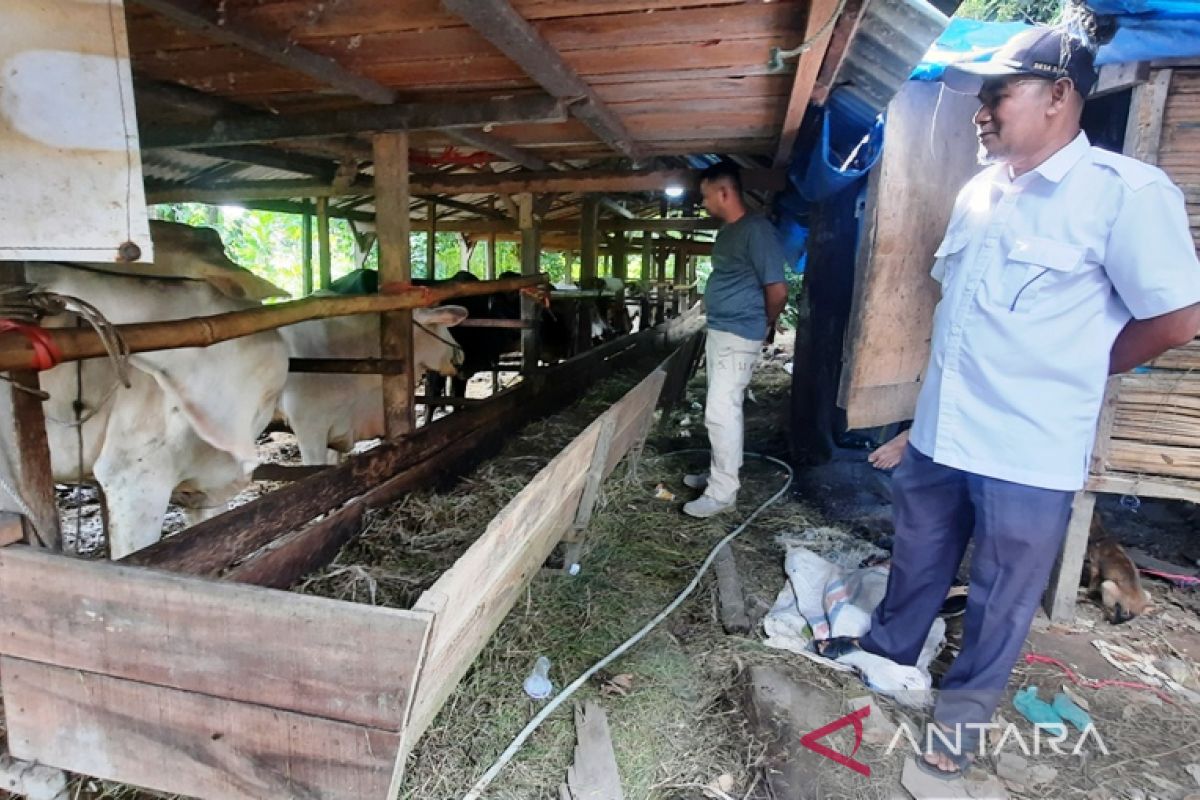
[837,80,981,428]
[2,657,399,800]
[0,546,430,730]
[560,702,625,800]
[714,544,751,635]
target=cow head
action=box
[414,305,468,376]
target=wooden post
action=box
[1043,491,1096,622]
[301,200,314,296]
[0,264,61,550]
[486,233,497,280]
[673,242,686,318]
[580,195,598,284]
[612,232,626,280]
[316,196,332,289]
[426,200,437,279]
[1125,68,1171,164]
[655,247,668,326]
[518,193,541,372]
[373,133,415,437]
[640,232,653,329]
[686,252,697,307]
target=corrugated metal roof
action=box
[830,0,950,126]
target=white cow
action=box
[278,307,468,465]
[2,222,290,559]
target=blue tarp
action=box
[912,11,1200,80]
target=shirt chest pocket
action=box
[995,236,1086,313]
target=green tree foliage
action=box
[151,204,576,294]
[955,0,1062,23]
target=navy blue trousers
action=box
[860,445,1073,726]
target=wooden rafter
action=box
[811,0,869,106]
[142,96,567,149]
[444,129,549,171]
[773,0,843,167]
[132,0,396,104]
[441,0,643,161]
[145,168,783,203]
[599,197,635,220]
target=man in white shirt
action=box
[817,26,1200,779]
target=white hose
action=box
[461,450,794,800]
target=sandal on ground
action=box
[811,636,863,660]
[914,722,978,781]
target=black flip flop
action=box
[915,723,977,781]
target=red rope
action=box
[0,319,62,371]
[1023,652,1176,705]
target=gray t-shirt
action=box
[703,214,787,341]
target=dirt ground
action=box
[21,330,1200,800]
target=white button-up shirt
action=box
[909,132,1200,490]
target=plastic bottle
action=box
[523,656,553,700]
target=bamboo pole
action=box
[0,275,544,372]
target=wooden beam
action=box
[580,196,599,282]
[133,76,242,117]
[519,193,542,372]
[375,132,416,438]
[1125,68,1172,164]
[598,197,635,220]
[141,95,566,149]
[441,0,642,160]
[132,0,396,104]
[417,194,508,222]
[486,233,497,279]
[444,128,549,171]
[1093,61,1151,98]
[194,145,338,180]
[611,232,627,280]
[145,170,782,204]
[774,0,842,166]
[811,0,868,106]
[316,197,332,290]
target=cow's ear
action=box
[415,305,469,327]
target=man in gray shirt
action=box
[684,161,789,518]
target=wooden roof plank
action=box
[132,0,398,104]
[441,0,643,161]
[141,95,567,149]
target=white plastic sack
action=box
[763,544,945,706]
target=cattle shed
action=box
[0,1,960,798]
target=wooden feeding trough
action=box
[0,310,704,799]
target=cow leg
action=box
[292,425,340,466]
[93,459,175,559]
